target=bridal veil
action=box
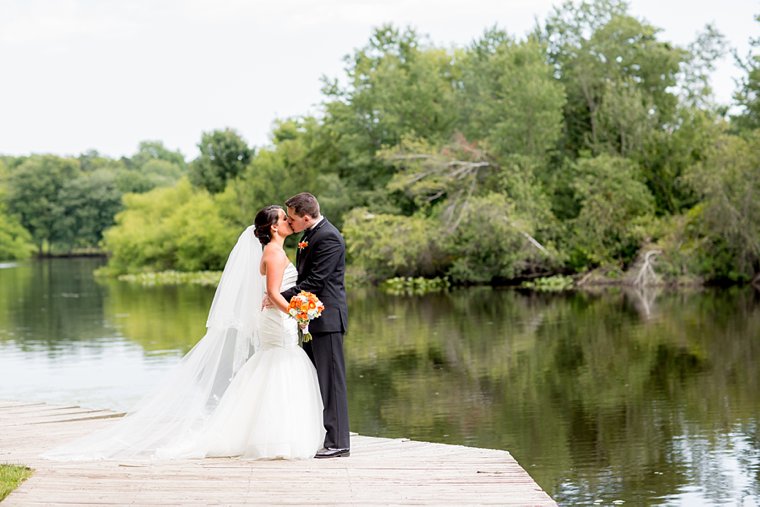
[43,226,264,460]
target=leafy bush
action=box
[343,208,444,282]
[102,179,239,274]
[117,270,222,287]
[681,131,760,282]
[568,155,655,268]
[381,276,450,295]
[444,193,552,283]
[520,275,574,291]
[0,211,34,260]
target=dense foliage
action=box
[1,1,758,285]
[0,142,186,257]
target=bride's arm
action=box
[262,246,290,314]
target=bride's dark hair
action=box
[253,205,283,246]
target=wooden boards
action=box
[0,400,556,505]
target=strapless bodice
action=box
[280,263,298,292]
[259,263,299,348]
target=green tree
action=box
[216,118,336,229]
[683,131,760,282]
[0,211,34,260]
[544,0,686,157]
[457,30,566,160]
[631,25,727,214]
[568,155,655,267]
[677,24,727,110]
[382,136,558,279]
[78,150,127,173]
[342,208,443,281]
[321,25,458,200]
[732,14,760,131]
[188,129,252,194]
[5,155,80,254]
[0,160,34,260]
[118,141,186,193]
[444,193,550,282]
[102,178,239,274]
[117,159,185,194]
[58,169,123,250]
[126,140,186,170]
[636,107,723,214]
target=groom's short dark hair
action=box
[286,193,320,218]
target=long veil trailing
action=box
[43,226,264,460]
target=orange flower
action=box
[286,290,324,345]
[298,241,309,251]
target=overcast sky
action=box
[0,0,756,160]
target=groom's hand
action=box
[261,294,274,309]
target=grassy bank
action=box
[112,270,222,287]
[104,266,709,293]
[0,464,32,501]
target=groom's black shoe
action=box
[315,447,350,458]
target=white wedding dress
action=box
[197,263,325,459]
[43,227,325,461]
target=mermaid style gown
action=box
[198,263,326,459]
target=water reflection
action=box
[99,278,214,355]
[0,259,758,505]
[0,258,109,350]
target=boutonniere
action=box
[298,241,309,251]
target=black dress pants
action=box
[304,331,350,449]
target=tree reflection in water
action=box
[0,260,758,505]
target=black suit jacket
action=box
[281,218,348,334]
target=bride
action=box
[44,206,326,460]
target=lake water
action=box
[1,258,759,505]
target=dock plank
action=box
[1,400,556,506]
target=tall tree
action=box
[457,29,566,160]
[189,129,252,194]
[684,131,760,282]
[116,141,186,193]
[58,169,123,250]
[322,25,458,197]
[568,154,655,267]
[0,160,34,260]
[6,155,80,254]
[544,0,686,157]
[217,118,352,228]
[731,14,760,131]
[127,140,186,170]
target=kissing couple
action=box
[44,192,350,461]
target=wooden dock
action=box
[0,400,556,505]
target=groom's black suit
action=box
[281,218,350,450]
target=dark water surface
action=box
[1,258,759,505]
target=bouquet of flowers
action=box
[287,291,325,343]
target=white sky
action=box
[0,0,757,160]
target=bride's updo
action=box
[253,205,283,246]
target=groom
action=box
[280,192,350,458]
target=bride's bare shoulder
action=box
[262,243,288,264]
[263,243,284,255]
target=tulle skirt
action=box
[158,309,325,460]
[44,310,325,461]
[200,341,325,459]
